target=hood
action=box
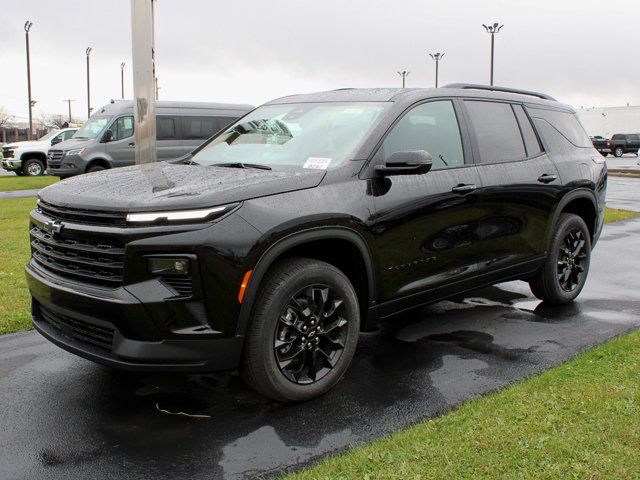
[3,140,43,149]
[51,137,95,150]
[39,162,326,212]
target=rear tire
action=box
[23,158,45,176]
[614,147,624,157]
[529,213,591,304]
[241,258,360,402]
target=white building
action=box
[577,105,640,138]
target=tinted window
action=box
[465,101,526,163]
[157,116,178,140]
[514,105,542,156]
[111,116,134,141]
[611,134,623,140]
[182,116,229,140]
[629,134,639,141]
[383,100,464,170]
[529,109,592,148]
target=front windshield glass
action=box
[74,116,110,139]
[37,130,61,142]
[191,102,387,170]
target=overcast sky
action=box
[1,0,638,123]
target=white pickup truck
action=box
[1,128,78,176]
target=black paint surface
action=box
[2,218,639,480]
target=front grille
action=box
[2,147,14,159]
[37,200,127,227]
[38,305,115,351]
[47,150,65,162]
[30,225,125,286]
[161,276,193,297]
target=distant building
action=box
[577,105,640,138]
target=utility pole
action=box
[121,62,126,99]
[131,0,157,165]
[482,23,504,86]
[429,52,445,88]
[397,70,410,88]
[86,47,92,118]
[24,20,34,140]
[63,99,75,123]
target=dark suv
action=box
[26,84,607,401]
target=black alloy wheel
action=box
[274,284,348,384]
[556,229,588,292]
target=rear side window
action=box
[157,116,178,140]
[611,134,623,140]
[464,101,526,163]
[629,134,639,141]
[182,116,233,140]
[529,109,592,148]
[513,105,542,157]
[383,100,464,170]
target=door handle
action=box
[128,142,135,147]
[451,183,477,194]
[537,173,557,184]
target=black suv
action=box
[26,84,607,401]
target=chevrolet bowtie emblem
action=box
[43,219,64,235]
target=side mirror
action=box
[51,137,62,145]
[101,129,113,143]
[375,150,433,176]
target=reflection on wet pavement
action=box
[1,219,640,480]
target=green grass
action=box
[288,329,640,480]
[0,197,36,334]
[603,207,639,223]
[0,175,58,192]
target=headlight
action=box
[126,203,238,224]
[65,148,85,156]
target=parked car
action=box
[590,136,611,156]
[1,128,78,176]
[46,100,253,178]
[609,133,640,157]
[26,84,606,401]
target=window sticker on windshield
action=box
[303,157,332,170]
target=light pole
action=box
[482,23,504,86]
[24,20,34,139]
[121,62,126,99]
[397,70,410,88]
[86,47,92,118]
[63,99,75,123]
[429,52,445,88]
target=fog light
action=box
[148,257,190,276]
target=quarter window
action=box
[514,105,542,156]
[528,108,592,148]
[157,116,178,140]
[465,100,526,163]
[383,100,464,170]
[182,116,232,140]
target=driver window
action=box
[383,100,464,170]
[111,116,134,141]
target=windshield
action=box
[191,102,387,170]
[74,116,110,139]
[37,130,61,142]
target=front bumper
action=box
[46,164,81,177]
[2,159,22,171]
[26,261,244,372]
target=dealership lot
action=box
[1,211,639,480]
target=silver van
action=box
[46,100,253,177]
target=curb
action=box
[607,169,640,178]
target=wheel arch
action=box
[549,190,598,246]
[20,151,47,164]
[236,228,377,336]
[85,158,112,172]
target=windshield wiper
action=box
[213,162,272,171]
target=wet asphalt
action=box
[1,192,639,480]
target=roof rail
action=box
[443,83,557,101]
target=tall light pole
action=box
[397,70,410,88]
[483,23,504,86]
[24,21,34,139]
[121,62,126,99]
[63,99,75,123]
[86,47,92,118]
[429,52,445,88]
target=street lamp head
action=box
[24,21,33,32]
[483,22,504,33]
[397,70,410,76]
[86,47,92,56]
[121,62,126,69]
[429,52,445,61]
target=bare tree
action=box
[39,112,69,129]
[0,107,13,143]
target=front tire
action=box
[23,158,45,176]
[614,147,624,157]
[87,165,105,174]
[241,258,360,402]
[529,213,591,304]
